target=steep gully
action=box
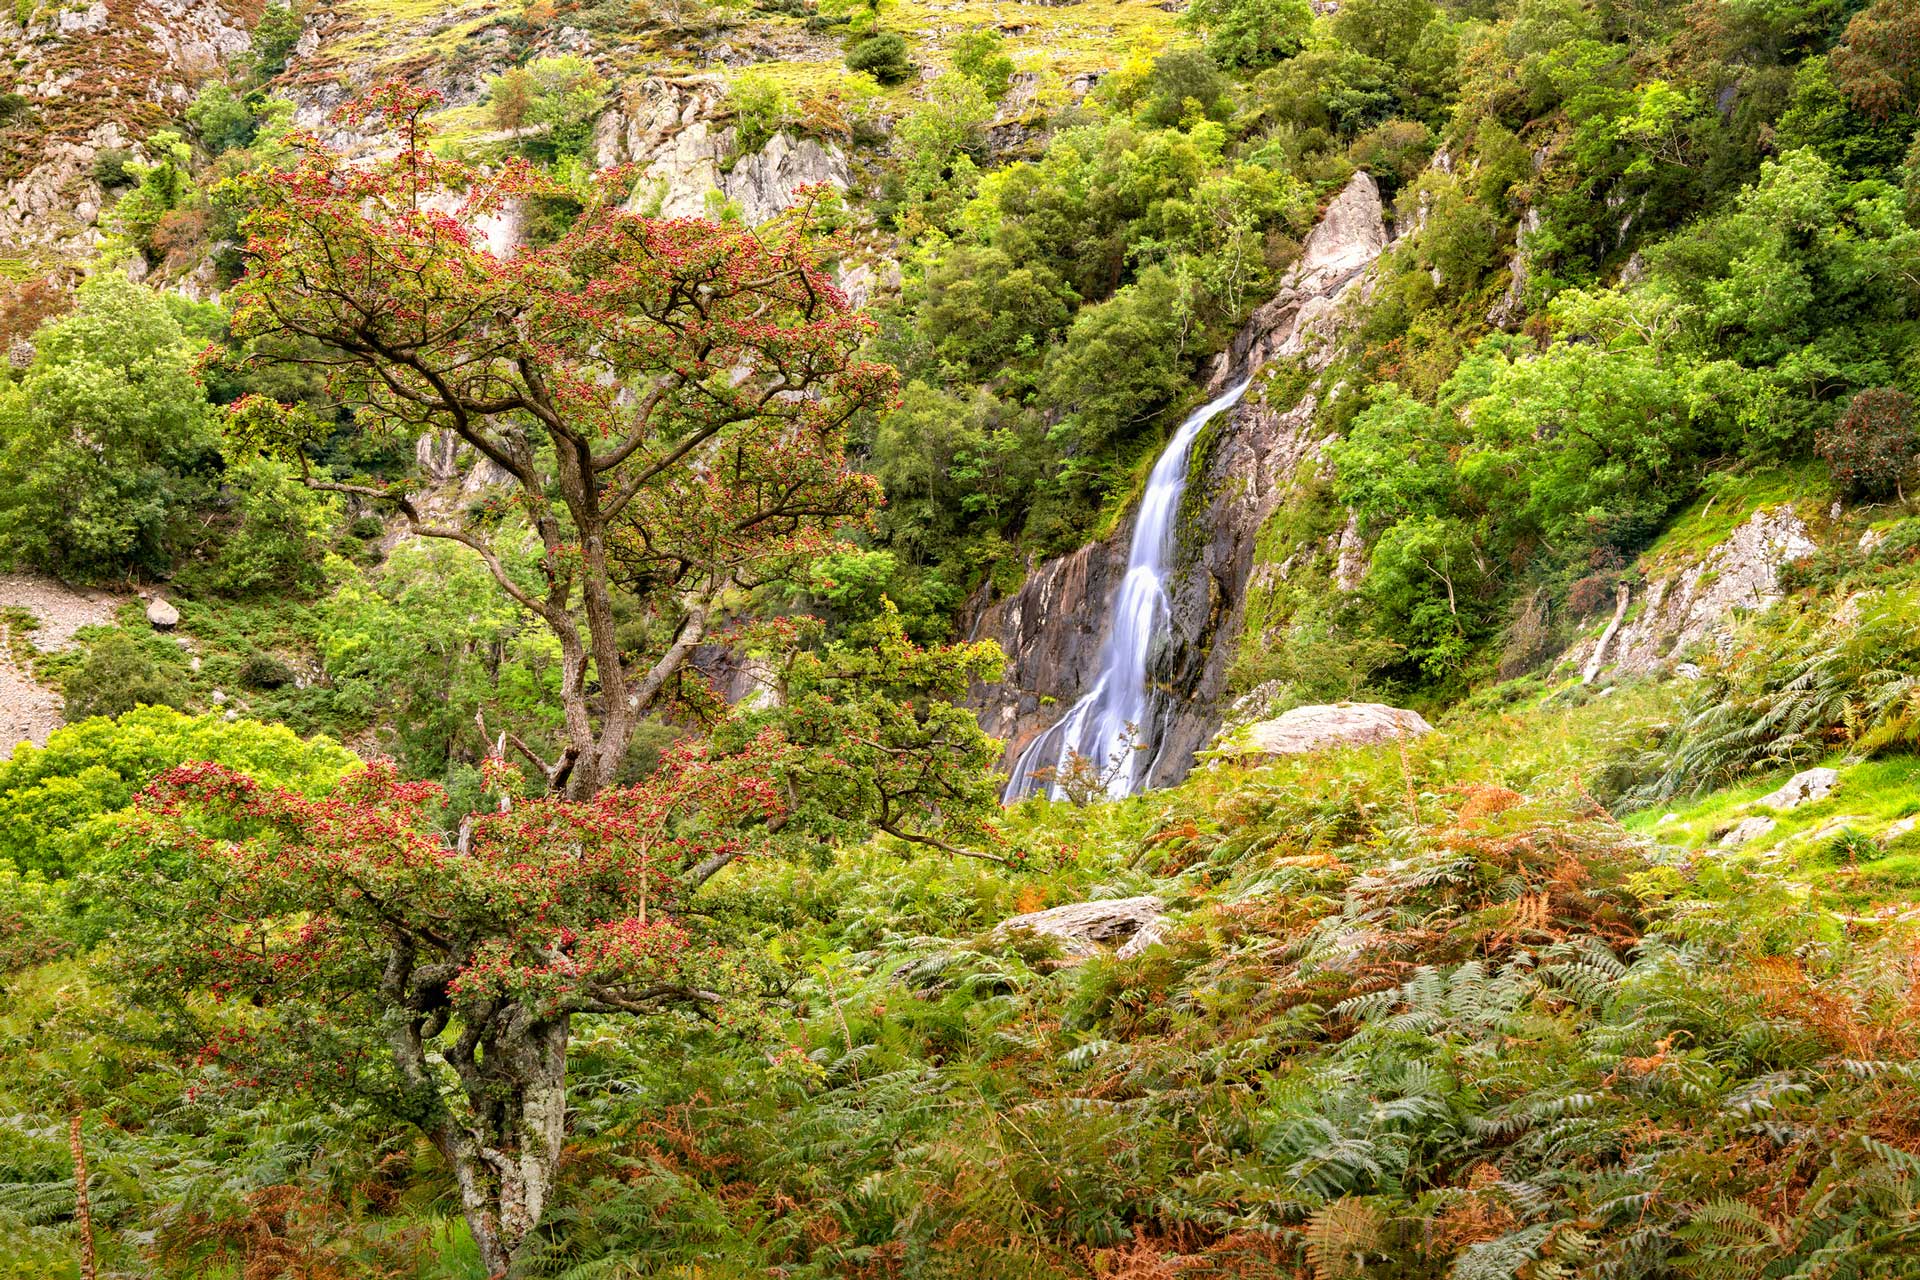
[1003,381,1252,801]
[972,172,1393,798]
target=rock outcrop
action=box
[1755,767,1839,811]
[1719,816,1777,848]
[597,78,849,225]
[1213,702,1432,761]
[409,430,516,526]
[1580,506,1817,678]
[968,173,1392,788]
[0,0,253,258]
[1201,172,1392,394]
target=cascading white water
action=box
[1004,381,1251,802]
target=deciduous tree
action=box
[0,274,220,581]
[224,82,898,798]
[1820,386,1918,500]
[99,741,792,1275]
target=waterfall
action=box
[1004,380,1251,802]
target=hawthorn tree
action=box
[97,743,789,1274]
[113,83,1013,1273]
[223,81,897,798]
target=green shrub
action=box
[202,455,337,598]
[0,704,354,877]
[846,31,914,85]
[0,274,219,581]
[1138,45,1230,127]
[1183,0,1312,69]
[317,540,566,777]
[489,56,607,161]
[238,651,296,689]
[185,83,261,155]
[60,629,191,723]
[728,72,794,155]
[104,131,195,257]
[89,147,134,188]
[245,1,303,82]
[950,27,1015,99]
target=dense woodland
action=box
[3,0,1920,1273]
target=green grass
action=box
[1622,755,1920,843]
[1639,462,1827,571]
[888,0,1176,85]
[1620,754,1920,902]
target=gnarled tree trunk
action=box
[385,942,573,1276]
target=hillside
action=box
[3,0,1920,1274]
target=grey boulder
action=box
[1218,702,1433,761]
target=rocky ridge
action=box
[595,78,851,225]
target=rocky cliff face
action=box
[0,0,254,261]
[596,78,850,226]
[966,173,1391,786]
[1572,505,1818,679]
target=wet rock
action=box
[994,895,1169,960]
[1216,702,1432,760]
[1755,767,1839,811]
